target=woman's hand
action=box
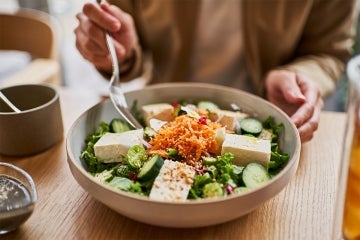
[265,70,324,142]
[74,2,138,74]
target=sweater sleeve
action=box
[280,0,357,97]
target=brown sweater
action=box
[109,0,357,97]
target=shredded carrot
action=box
[147,114,221,167]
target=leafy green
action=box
[262,116,289,174]
[188,172,213,199]
[114,165,136,178]
[80,111,291,199]
[94,169,114,183]
[166,148,183,161]
[268,144,290,174]
[262,116,283,142]
[143,126,156,141]
[87,144,155,196]
[189,153,244,199]
[106,177,143,194]
[80,121,115,173]
[130,100,145,127]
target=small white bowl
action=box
[66,83,301,228]
[0,162,37,234]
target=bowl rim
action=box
[0,83,59,115]
[66,82,301,206]
[0,162,38,204]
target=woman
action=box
[74,0,357,142]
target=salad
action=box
[81,100,289,201]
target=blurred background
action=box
[0,0,359,111]
[0,0,110,95]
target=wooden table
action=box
[1,87,346,240]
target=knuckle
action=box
[122,13,135,26]
[87,24,99,37]
[299,129,313,143]
[83,40,96,54]
[74,39,81,50]
[73,27,79,35]
[309,120,319,131]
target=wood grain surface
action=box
[0,88,346,240]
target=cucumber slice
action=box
[137,155,164,181]
[110,118,132,133]
[242,163,270,189]
[197,101,219,111]
[203,182,224,198]
[233,187,250,194]
[239,118,263,136]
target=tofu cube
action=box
[149,160,196,202]
[221,134,271,167]
[141,103,175,126]
[94,129,144,163]
[214,127,226,154]
[209,110,249,131]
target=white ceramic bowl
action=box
[66,83,301,228]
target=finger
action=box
[281,75,306,104]
[74,23,111,70]
[267,71,306,104]
[290,74,321,127]
[297,98,323,142]
[76,41,111,71]
[93,3,136,61]
[101,3,132,32]
[101,2,137,58]
[113,40,127,59]
[77,40,111,71]
[75,13,106,53]
[296,73,318,106]
[83,2,120,32]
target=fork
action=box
[103,20,143,129]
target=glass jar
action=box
[332,55,360,239]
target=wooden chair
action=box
[0,8,61,87]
